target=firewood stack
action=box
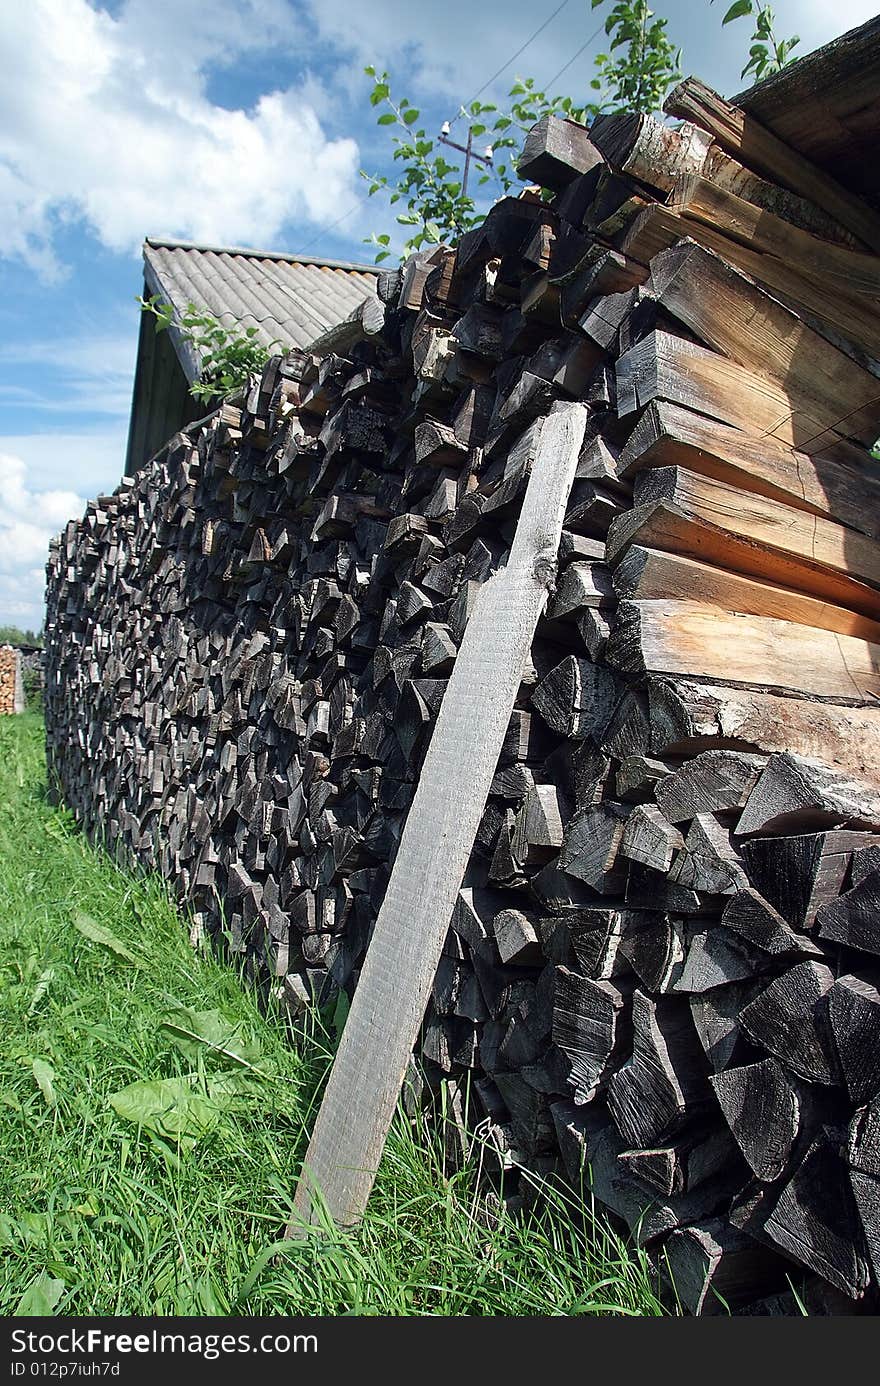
[0,645,23,715]
[45,74,880,1312]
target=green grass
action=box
[0,712,665,1316]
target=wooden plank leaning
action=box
[287,400,588,1233]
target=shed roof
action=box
[143,238,381,382]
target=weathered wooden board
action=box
[609,598,880,703]
[289,402,587,1231]
[620,205,880,372]
[665,76,880,254]
[614,544,880,644]
[617,399,880,541]
[608,500,880,623]
[648,242,880,448]
[615,330,844,455]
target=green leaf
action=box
[377,112,396,125]
[27,966,55,1017]
[108,1073,254,1142]
[158,1004,268,1074]
[722,0,752,22]
[32,1058,57,1108]
[402,107,419,125]
[14,1273,65,1316]
[72,913,139,963]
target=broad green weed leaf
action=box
[14,1272,65,1315]
[72,913,139,964]
[32,1058,57,1108]
[158,1004,269,1074]
[109,1071,257,1142]
[27,966,55,1016]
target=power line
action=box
[293,200,364,258]
[450,0,572,126]
[543,18,606,93]
[293,0,587,259]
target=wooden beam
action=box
[665,76,880,254]
[288,402,588,1232]
[608,499,880,622]
[614,463,880,603]
[609,598,880,702]
[619,206,880,375]
[616,400,880,541]
[615,329,845,455]
[614,545,880,644]
[670,176,880,298]
[648,676,880,783]
[648,242,880,449]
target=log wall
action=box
[45,95,880,1313]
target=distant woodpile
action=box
[45,68,880,1313]
[0,645,24,715]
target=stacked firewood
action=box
[0,645,23,715]
[45,78,880,1312]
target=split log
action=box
[817,870,880,957]
[608,991,711,1148]
[827,974,880,1106]
[736,754,880,837]
[710,1058,799,1182]
[654,750,765,823]
[744,830,878,929]
[646,676,880,783]
[738,960,838,1085]
[619,803,685,874]
[518,116,604,189]
[721,889,821,959]
[552,967,630,1104]
[530,654,616,739]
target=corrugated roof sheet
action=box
[143,238,380,376]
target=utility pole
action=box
[438,120,493,203]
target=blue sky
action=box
[0,0,876,632]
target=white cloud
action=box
[0,452,87,632]
[0,333,137,417]
[0,428,127,500]
[0,0,360,278]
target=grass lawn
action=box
[0,711,664,1316]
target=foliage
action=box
[363,1,680,261]
[137,295,281,403]
[715,0,800,80]
[586,1,681,116]
[21,665,43,712]
[360,72,588,259]
[0,626,41,648]
[0,712,666,1316]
